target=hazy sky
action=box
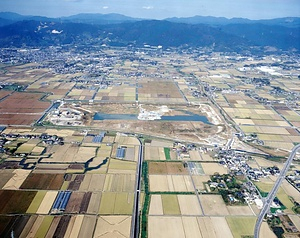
[1,0,299,19]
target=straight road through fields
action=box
[130,138,143,238]
[254,144,300,238]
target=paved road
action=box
[186,162,205,216]
[130,138,144,238]
[254,144,300,238]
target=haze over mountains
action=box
[0,12,299,52]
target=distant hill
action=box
[0,20,249,51]
[0,13,299,52]
[0,12,140,26]
[220,24,300,50]
[61,13,141,25]
[1,12,300,27]
[0,20,102,47]
[165,16,300,28]
[0,18,14,27]
[0,12,25,21]
[101,20,250,50]
[166,16,251,26]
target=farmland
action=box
[149,194,202,216]
[0,190,37,214]
[149,175,194,192]
[94,216,131,237]
[148,162,188,175]
[221,93,300,153]
[0,92,50,125]
[199,194,230,216]
[0,128,138,237]
[20,173,64,190]
[148,216,234,238]
[0,45,299,238]
[226,216,256,238]
[142,139,268,238]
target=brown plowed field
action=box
[149,162,188,175]
[0,215,16,237]
[0,114,41,125]
[0,92,50,113]
[0,91,11,100]
[0,92,50,125]
[10,215,31,238]
[0,190,36,214]
[53,215,71,238]
[80,192,92,214]
[67,174,85,191]
[20,173,64,190]
[65,192,85,213]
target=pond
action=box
[93,112,212,124]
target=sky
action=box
[0,0,299,20]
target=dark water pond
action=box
[94,112,211,124]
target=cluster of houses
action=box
[218,149,280,181]
[286,170,300,191]
[217,149,285,208]
[0,132,64,154]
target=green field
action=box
[99,192,134,214]
[99,192,115,214]
[26,191,47,213]
[164,148,171,161]
[109,159,136,170]
[34,216,54,237]
[161,194,180,215]
[60,181,69,191]
[114,192,134,214]
[226,216,256,238]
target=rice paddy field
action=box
[1,50,299,238]
[0,190,37,214]
[94,216,131,237]
[45,144,97,163]
[107,159,137,174]
[145,145,177,161]
[226,216,256,238]
[0,127,138,237]
[221,93,300,152]
[2,169,31,190]
[94,83,136,102]
[27,76,76,101]
[99,192,134,215]
[200,162,228,174]
[66,88,97,101]
[148,161,188,175]
[0,92,50,125]
[148,216,234,238]
[142,137,285,238]
[138,81,186,103]
[149,175,194,192]
[188,150,214,161]
[149,194,202,216]
[20,173,65,190]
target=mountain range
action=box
[0,12,299,52]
